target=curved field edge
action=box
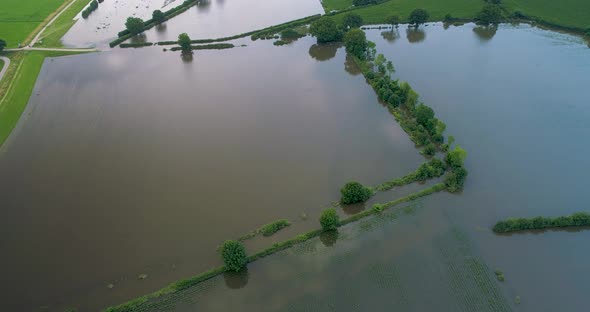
[36,0,93,48]
[103,184,446,312]
[0,51,88,147]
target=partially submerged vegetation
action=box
[169,43,234,51]
[81,0,98,19]
[237,219,292,241]
[493,212,590,233]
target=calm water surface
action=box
[136,24,590,312]
[62,0,323,47]
[0,37,422,311]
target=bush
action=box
[310,17,342,43]
[445,146,467,169]
[320,208,340,231]
[178,33,191,51]
[477,4,504,25]
[421,143,436,156]
[340,181,372,204]
[408,9,429,27]
[125,17,145,34]
[260,219,291,236]
[220,240,247,272]
[444,166,468,192]
[342,13,363,29]
[152,10,166,23]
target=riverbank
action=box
[35,0,92,48]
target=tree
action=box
[477,4,504,25]
[342,13,363,30]
[320,208,339,231]
[221,240,247,272]
[415,104,435,130]
[340,181,372,204]
[445,146,467,169]
[125,17,145,34]
[0,39,6,52]
[408,9,429,27]
[343,28,368,59]
[178,33,192,51]
[387,15,400,27]
[152,10,166,23]
[310,18,342,43]
[444,166,468,192]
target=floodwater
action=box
[61,0,324,47]
[0,36,423,311]
[133,24,590,312]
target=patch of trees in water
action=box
[493,212,590,233]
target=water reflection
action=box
[319,230,339,247]
[342,203,366,215]
[308,43,342,61]
[473,25,498,42]
[156,23,167,33]
[181,51,194,63]
[344,54,362,76]
[223,268,249,289]
[197,0,212,12]
[380,29,400,43]
[406,27,426,43]
[129,33,147,43]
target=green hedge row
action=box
[169,43,234,51]
[493,212,590,233]
[375,159,446,191]
[82,0,99,19]
[120,42,154,48]
[110,0,198,47]
[250,14,321,40]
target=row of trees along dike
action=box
[82,0,99,19]
[493,213,590,233]
[109,0,199,47]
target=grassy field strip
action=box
[37,0,92,48]
[0,0,65,48]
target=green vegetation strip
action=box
[237,219,292,241]
[120,42,154,48]
[169,43,234,51]
[493,212,590,233]
[103,184,441,312]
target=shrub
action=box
[372,204,384,213]
[421,143,436,156]
[82,0,99,19]
[320,208,340,231]
[408,9,429,27]
[340,181,372,204]
[444,166,468,192]
[260,219,291,236]
[310,17,342,43]
[220,240,247,272]
[477,4,504,25]
[178,33,191,51]
[342,13,363,30]
[445,145,467,169]
[125,17,145,34]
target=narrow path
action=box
[0,56,10,83]
[31,0,86,48]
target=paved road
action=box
[0,56,10,83]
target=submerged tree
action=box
[343,28,368,59]
[320,208,340,231]
[178,33,192,51]
[125,17,145,34]
[340,181,372,204]
[408,9,429,27]
[310,17,342,43]
[220,240,247,272]
[152,10,166,23]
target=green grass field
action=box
[0,59,4,72]
[505,0,590,29]
[37,0,91,47]
[0,51,83,145]
[0,0,67,48]
[324,0,589,31]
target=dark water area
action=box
[61,0,323,48]
[136,24,590,312]
[0,37,422,311]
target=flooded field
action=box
[61,0,324,47]
[123,24,590,312]
[0,36,422,311]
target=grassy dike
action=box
[103,183,445,312]
[0,51,87,146]
[36,0,92,48]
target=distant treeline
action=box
[493,212,590,233]
[169,43,234,51]
[82,0,99,19]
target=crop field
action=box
[0,0,66,47]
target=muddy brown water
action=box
[0,36,422,311]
